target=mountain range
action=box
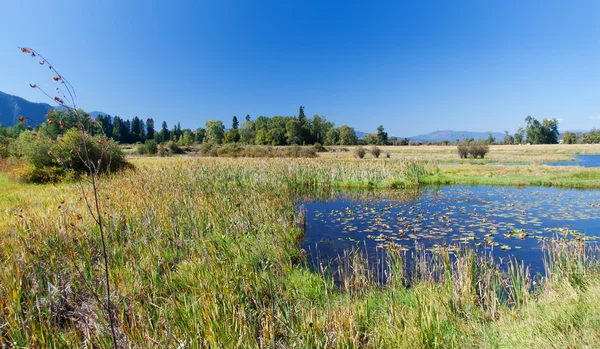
[1,90,507,142]
[407,130,506,142]
[0,91,53,127]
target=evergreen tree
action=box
[131,116,141,142]
[146,118,155,140]
[376,125,388,145]
[112,116,123,142]
[232,116,239,130]
[298,106,306,123]
[245,114,251,122]
[161,121,170,142]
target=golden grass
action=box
[0,157,599,347]
[319,144,600,163]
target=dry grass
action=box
[319,144,600,163]
[0,157,599,347]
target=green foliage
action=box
[15,130,57,168]
[562,131,578,144]
[525,116,559,144]
[136,140,158,155]
[197,144,317,158]
[231,115,239,130]
[205,120,225,144]
[503,131,514,145]
[223,129,240,144]
[0,136,13,158]
[377,125,388,145]
[514,127,525,145]
[339,125,358,145]
[57,128,125,173]
[285,119,303,145]
[581,129,600,144]
[10,128,124,182]
[239,121,255,144]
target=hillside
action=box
[409,130,504,142]
[0,91,53,127]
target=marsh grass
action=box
[1,157,599,347]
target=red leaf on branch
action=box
[53,76,61,81]
[18,116,25,123]
[20,47,32,53]
[39,60,45,65]
[29,83,37,88]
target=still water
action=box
[301,186,600,273]
[546,154,600,167]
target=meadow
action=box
[319,144,600,164]
[1,155,600,348]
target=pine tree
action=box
[232,116,239,130]
[146,118,155,140]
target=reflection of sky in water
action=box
[546,154,600,167]
[301,186,600,274]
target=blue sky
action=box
[1,0,600,136]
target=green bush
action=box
[0,136,14,158]
[11,128,125,182]
[136,140,158,155]
[58,128,125,173]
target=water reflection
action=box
[300,186,600,274]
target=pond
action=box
[545,154,600,167]
[301,186,600,274]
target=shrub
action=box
[136,142,147,155]
[469,141,489,159]
[144,140,158,154]
[198,142,217,157]
[0,136,13,158]
[313,142,326,152]
[57,128,125,173]
[456,140,489,159]
[370,146,381,158]
[457,141,470,159]
[165,141,183,154]
[158,146,169,157]
[216,143,241,156]
[385,151,391,158]
[354,146,366,159]
[6,163,70,183]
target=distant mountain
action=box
[355,130,368,139]
[409,130,505,143]
[0,91,53,127]
[88,111,109,118]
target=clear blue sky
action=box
[1,0,600,136]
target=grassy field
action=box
[1,157,599,347]
[319,144,600,163]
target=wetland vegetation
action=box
[1,155,600,348]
